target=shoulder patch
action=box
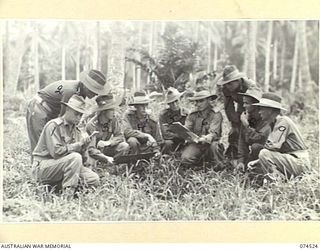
[278,126,286,132]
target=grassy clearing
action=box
[2,106,320,221]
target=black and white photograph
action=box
[2,20,319,222]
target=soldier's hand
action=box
[80,135,91,145]
[240,112,249,127]
[154,151,161,160]
[247,159,259,170]
[105,156,114,164]
[146,134,156,144]
[97,140,111,149]
[236,162,245,172]
[197,136,207,144]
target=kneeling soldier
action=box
[249,92,311,181]
[123,92,162,156]
[86,94,130,167]
[159,87,189,154]
[181,90,225,169]
[237,87,271,168]
[32,95,100,197]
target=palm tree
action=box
[298,21,312,84]
[247,21,257,81]
[264,21,273,91]
[290,27,299,93]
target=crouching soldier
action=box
[249,93,311,182]
[181,90,225,169]
[217,65,256,159]
[123,92,162,156]
[237,87,271,169]
[32,95,100,197]
[159,87,189,154]
[86,94,130,168]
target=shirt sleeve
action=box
[237,125,250,163]
[123,114,146,139]
[109,120,125,146]
[184,114,194,131]
[224,95,241,126]
[265,119,289,151]
[203,112,223,143]
[87,136,110,163]
[245,123,271,145]
[44,122,81,159]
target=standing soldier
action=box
[32,95,100,198]
[123,92,162,156]
[237,87,271,169]
[26,69,110,157]
[86,94,130,168]
[249,93,311,182]
[217,65,256,159]
[181,89,225,169]
[159,87,189,154]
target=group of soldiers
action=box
[26,65,311,198]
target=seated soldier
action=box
[249,93,311,182]
[159,87,189,154]
[123,92,162,156]
[32,95,99,198]
[86,94,130,168]
[237,87,271,169]
[181,89,225,169]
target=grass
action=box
[2,105,320,222]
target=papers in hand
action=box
[168,122,200,143]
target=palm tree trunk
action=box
[132,63,136,92]
[298,21,312,84]
[107,21,126,89]
[136,21,143,91]
[273,39,278,80]
[96,21,101,70]
[76,40,80,80]
[298,64,302,89]
[279,31,286,88]
[61,43,66,80]
[290,29,299,93]
[213,43,218,70]
[247,21,257,81]
[33,22,40,92]
[207,27,212,72]
[147,22,155,85]
[264,21,273,91]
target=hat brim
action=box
[128,101,150,106]
[61,102,90,115]
[252,103,287,111]
[237,92,260,101]
[217,73,246,85]
[189,94,218,101]
[80,71,110,95]
[163,92,185,104]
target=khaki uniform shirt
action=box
[86,115,125,161]
[33,117,84,160]
[265,115,308,153]
[159,107,189,140]
[238,111,271,162]
[222,79,256,127]
[185,107,223,144]
[38,80,80,117]
[123,110,162,144]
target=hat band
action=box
[223,70,242,81]
[258,98,283,108]
[84,75,106,91]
